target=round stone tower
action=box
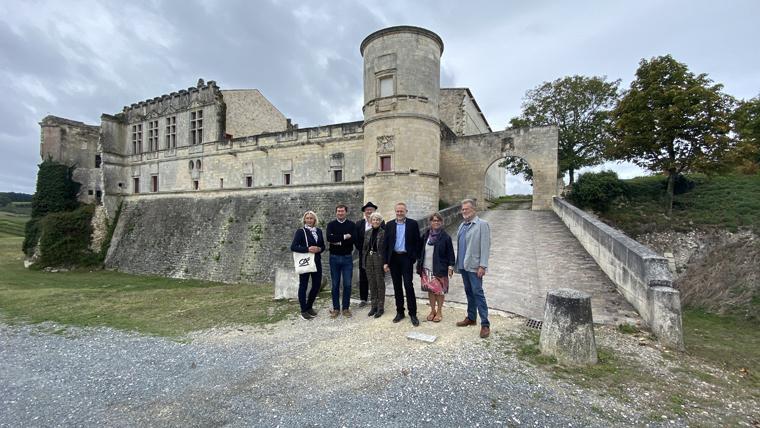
[360,26,443,220]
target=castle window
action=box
[283,173,291,185]
[131,124,143,154]
[165,116,177,149]
[190,110,203,145]
[95,190,102,204]
[379,75,394,97]
[333,169,343,182]
[151,175,159,192]
[219,178,224,189]
[133,177,140,194]
[196,159,202,170]
[87,190,94,195]
[246,176,253,188]
[148,120,159,151]
[193,180,199,190]
[188,160,194,170]
[380,155,392,172]
[95,154,101,168]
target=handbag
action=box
[420,270,443,294]
[293,229,318,274]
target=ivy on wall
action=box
[23,159,90,265]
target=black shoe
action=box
[358,301,368,308]
[368,308,377,317]
[307,308,317,317]
[410,315,420,327]
[374,309,384,318]
[393,313,405,323]
[300,312,314,320]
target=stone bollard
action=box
[648,286,685,351]
[274,268,299,300]
[539,288,598,366]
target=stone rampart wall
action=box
[104,184,363,284]
[552,197,684,349]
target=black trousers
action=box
[298,265,322,312]
[358,250,369,302]
[389,252,417,315]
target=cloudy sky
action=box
[1,0,758,194]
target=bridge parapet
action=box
[552,197,684,350]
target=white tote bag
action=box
[293,229,318,274]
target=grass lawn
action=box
[0,216,299,337]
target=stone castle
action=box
[39,26,559,283]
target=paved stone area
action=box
[387,208,639,325]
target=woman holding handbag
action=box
[290,210,325,320]
[418,212,455,322]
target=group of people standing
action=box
[290,199,492,338]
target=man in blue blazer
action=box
[383,202,421,326]
[455,199,492,338]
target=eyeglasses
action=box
[431,219,442,222]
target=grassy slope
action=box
[603,174,760,237]
[0,215,298,337]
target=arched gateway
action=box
[440,126,559,210]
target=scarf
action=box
[427,228,442,245]
[305,226,318,242]
[368,227,379,252]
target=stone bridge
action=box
[430,207,639,325]
[381,201,684,349]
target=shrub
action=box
[22,218,41,256]
[568,170,628,212]
[37,205,98,267]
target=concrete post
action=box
[539,288,598,365]
[648,286,685,351]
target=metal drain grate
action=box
[526,319,543,329]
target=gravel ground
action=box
[0,302,741,427]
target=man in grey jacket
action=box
[454,199,491,338]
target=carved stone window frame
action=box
[376,70,396,98]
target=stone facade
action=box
[39,116,102,204]
[39,25,560,283]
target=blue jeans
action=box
[462,270,489,327]
[329,254,353,310]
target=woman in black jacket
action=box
[418,212,455,322]
[290,210,325,320]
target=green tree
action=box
[732,95,760,169]
[609,55,734,215]
[502,75,620,184]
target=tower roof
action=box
[360,25,444,56]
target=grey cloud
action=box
[1,0,759,194]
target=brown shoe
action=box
[426,310,436,322]
[329,309,340,318]
[342,309,352,318]
[480,326,491,338]
[456,318,476,327]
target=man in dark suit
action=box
[355,201,382,308]
[383,202,421,326]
